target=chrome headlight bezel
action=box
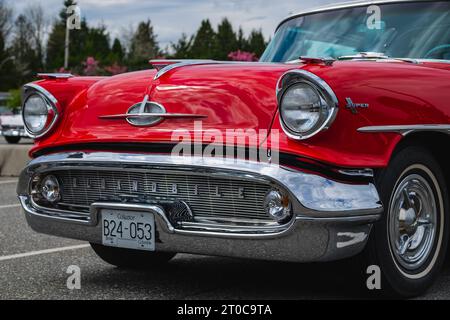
[277,70,338,140]
[22,84,59,139]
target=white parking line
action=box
[0,244,91,262]
[0,180,18,185]
[0,204,21,210]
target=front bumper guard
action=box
[17,152,383,262]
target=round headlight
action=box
[40,175,61,203]
[23,93,56,137]
[264,189,292,223]
[279,79,337,140]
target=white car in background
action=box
[0,112,29,144]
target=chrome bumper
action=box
[17,152,383,262]
[1,127,28,137]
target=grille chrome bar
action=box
[50,169,272,221]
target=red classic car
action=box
[17,0,450,297]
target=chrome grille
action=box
[52,169,272,221]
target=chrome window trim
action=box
[37,73,74,79]
[276,69,339,140]
[276,0,436,32]
[22,83,60,139]
[358,124,450,136]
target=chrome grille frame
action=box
[46,168,274,222]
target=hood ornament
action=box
[99,95,207,127]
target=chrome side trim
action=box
[24,83,58,105]
[22,83,60,139]
[18,152,383,216]
[37,73,74,79]
[277,0,434,31]
[276,69,339,140]
[153,60,257,80]
[358,124,450,136]
[154,60,216,80]
[99,113,208,120]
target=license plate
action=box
[101,210,155,251]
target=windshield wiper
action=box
[338,52,418,64]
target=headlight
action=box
[40,175,61,203]
[278,70,338,140]
[22,91,58,138]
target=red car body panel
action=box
[29,60,450,169]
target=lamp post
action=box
[64,21,70,70]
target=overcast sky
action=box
[9,0,347,48]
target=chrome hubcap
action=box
[389,174,437,271]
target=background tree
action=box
[110,38,125,63]
[236,27,248,51]
[46,0,91,71]
[24,3,48,71]
[190,19,216,59]
[170,33,193,59]
[84,25,111,62]
[215,18,237,60]
[6,88,21,112]
[246,29,267,57]
[10,14,39,86]
[128,20,159,70]
[0,0,14,91]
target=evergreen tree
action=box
[84,25,111,61]
[128,20,160,70]
[236,27,248,51]
[190,19,216,59]
[215,18,237,60]
[171,33,193,59]
[111,38,125,62]
[246,29,267,58]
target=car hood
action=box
[56,63,294,147]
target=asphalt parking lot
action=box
[1,137,450,300]
[2,180,450,300]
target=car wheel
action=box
[90,243,176,269]
[365,146,449,298]
[5,136,21,144]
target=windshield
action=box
[260,1,450,62]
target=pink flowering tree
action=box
[83,57,100,76]
[228,50,259,62]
